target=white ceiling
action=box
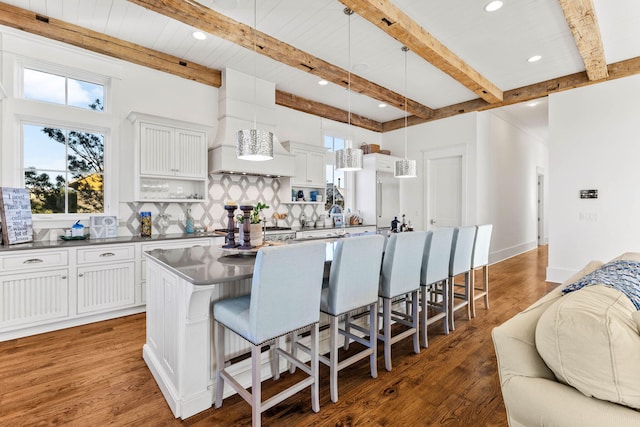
[3,0,640,136]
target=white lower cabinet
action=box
[0,268,69,329]
[77,262,135,314]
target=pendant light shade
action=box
[236,0,274,162]
[237,129,274,161]
[395,46,417,178]
[336,146,363,171]
[335,8,363,172]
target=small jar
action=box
[140,211,152,237]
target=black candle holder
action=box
[239,205,254,250]
[222,205,238,248]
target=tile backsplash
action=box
[33,174,325,240]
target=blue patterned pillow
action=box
[563,260,640,310]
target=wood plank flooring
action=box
[0,246,552,426]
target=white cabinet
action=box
[282,141,327,204]
[127,112,209,203]
[76,245,136,314]
[0,249,70,331]
[140,123,207,179]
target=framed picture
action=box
[333,215,343,227]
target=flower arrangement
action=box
[236,202,269,224]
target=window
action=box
[23,124,104,214]
[324,135,345,211]
[20,65,108,215]
[23,68,105,111]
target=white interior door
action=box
[427,155,462,230]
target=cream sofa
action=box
[492,256,640,427]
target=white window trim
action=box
[16,56,111,114]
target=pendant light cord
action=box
[403,46,409,160]
[253,0,257,130]
[346,8,353,148]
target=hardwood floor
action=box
[0,246,553,426]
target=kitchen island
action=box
[143,242,338,419]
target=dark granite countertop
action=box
[0,232,221,252]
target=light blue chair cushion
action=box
[422,227,454,286]
[320,234,385,316]
[472,224,493,268]
[379,231,427,299]
[214,241,326,345]
[450,226,477,277]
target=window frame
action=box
[14,58,113,221]
[18,57,110,113]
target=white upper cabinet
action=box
[140,123,207,178]
[282,141,326,187]
[127,112,209,202]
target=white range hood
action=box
[208,68,294,177]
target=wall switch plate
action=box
[580,189,598,199]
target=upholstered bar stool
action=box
[378,231,427,371]
[320,234,384,402]
[448,226,477,331]
[470,224,493,317]
[213,242,326,427]
[419,227,454,348]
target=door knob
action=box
[430,219,436,225]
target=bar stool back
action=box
[471,224,493,317]
[213,242,326,427]
[448,226,477,331]
[420,227,454,347]
[378,231,427,371]
[320,234,384,402]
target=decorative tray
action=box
[217,241,282,256]
[60,235,88,241]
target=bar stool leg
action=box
[484,265,490,309]
[251,344,262,427]
[420,286,428,348]
[215,321,225,408]
[470,268,477,318]
[310,323,320,413]
[411,290,420,354]
[343,312,351,351]
[329,316,339,402]
[289,332,297,374]
[271,337,280,380]
[383,297,392,371]
[369,301,378,379]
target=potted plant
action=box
[236,202,269,246]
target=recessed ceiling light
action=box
[318,80,329,86]
[528,55,542,63]
[528,101,539,107]
[192,31,206,40]
[378,103,387,108]
[484,1,503,12]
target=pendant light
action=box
[236,0,274,161]
[394,46,417,178]
[335,8,363,171]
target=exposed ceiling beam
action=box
[383,56,640,131]
[276,91,382,133]
[558,0,608,81]
[127,0,434,120]
[0,2,221,87]
[339,0,504,104]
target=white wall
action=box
[477,111,548,262]
[382,109,548,264]
[547,74,640,282]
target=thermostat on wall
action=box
[580,189,598,199]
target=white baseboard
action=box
[546,267,576,284]
[489,240,538,265]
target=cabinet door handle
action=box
[78,273,84,277]
[99,252,116,257]
[23,258,44,264]
[61,276,67,280]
